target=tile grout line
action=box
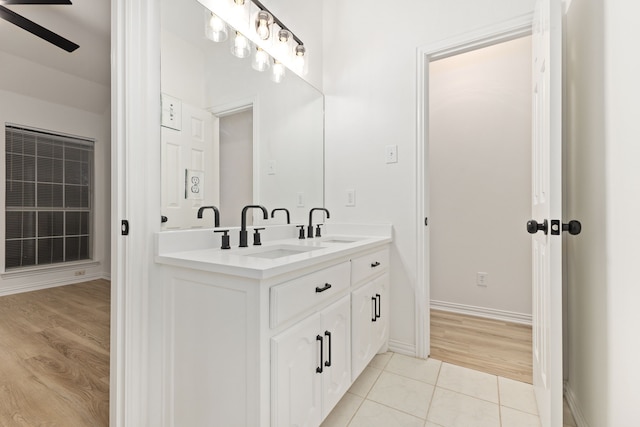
[424,357,443,425]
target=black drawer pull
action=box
[315,283,332,293]
[316,335,324,373]
[324,331,332,367]
[371,261,381,268]
[371,296,377,322]
[375,293,381,319]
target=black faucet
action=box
[271,208,291,224]
[240,205,268,247]
[308,208,330,238]
[197,206,220,228]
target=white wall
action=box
[429,37,532,318]
[0,90,111,294]
[564,0,608,425]
[323,0,535,350]
[565,0,640,425]
[605,0,640,422]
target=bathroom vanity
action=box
[155,224,391,426]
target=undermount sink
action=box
[242,244,323,259]
[320,236,364,244]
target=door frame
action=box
[414,13,533,359]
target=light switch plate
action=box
[161,93,182,130]
[385,144,398,164]
[346,189,356,207]
[297,192,305,207]
[267,160,276,175]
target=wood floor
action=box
[0,279,110,426]
[430,309,533,384]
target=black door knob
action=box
[527,219,548,235]
[563,220,582,235]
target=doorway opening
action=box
[218,107,254,227]
[428,35,533,383]
[414,13,534,370]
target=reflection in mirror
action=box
[160,0,324,229]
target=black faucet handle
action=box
[253,227,265,246]
[214,229,231,250]
[315,223,324,237]
[296,225,305,239]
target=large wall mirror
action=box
[160,0,324,229]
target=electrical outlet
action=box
[75,270,86,276]
[297,192,305,207]
[477,272,488,287]
[346,189,356,207]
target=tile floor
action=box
[321,352,577,427]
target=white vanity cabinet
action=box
[156,230,391,427]
[271,295,351,427]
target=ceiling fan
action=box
[0,0,79,52]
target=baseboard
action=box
[388,339,416,357]
[102,273,111,281]
[0,272,106,297]
[431,300,532,325]
[564,381,590,427]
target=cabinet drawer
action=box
[351,247,389,286]
[270,262,350,328]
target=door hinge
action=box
[121,220,129,236]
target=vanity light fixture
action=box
[252,47,271,72]
[271,59,286,83]
[231,31,251,58]
[204,0,308,81]
[254,10,273,40]
[206,12,228,42]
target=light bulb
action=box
[252,48,271,72]
[255,11,271,40]
[207,13,228,42]
[231,32,250,58]
[271,60,286,83]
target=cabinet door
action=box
[371,273,389,354]
[320,295,351,417]
[272,313,323,427]
[351,280,375,381]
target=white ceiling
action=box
[0,0,111,112]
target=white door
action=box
[161,101,219,229]
[530,0,563,425]
[321,296,351,418]
[271,312,322,427]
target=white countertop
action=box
[155,223,392,280]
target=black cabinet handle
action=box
[316,335,323,373]
[375,294,381,319]
[324,331,332,367]
[371,296,377,322]
[371,261,380,268]
[315,283,332,293]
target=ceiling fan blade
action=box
[0,5,78,52]
[1,1,72,5]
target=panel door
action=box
[271,313,322,427]
[161,101,219,229]
[531,0,563,425]
[370,274,389,354]
[351,280,375,381]
[320,295,351,418]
